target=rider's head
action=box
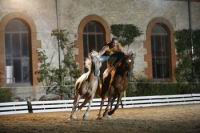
[108,38,118,48]
[111,38,118,44]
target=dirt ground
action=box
[0,104,200,133]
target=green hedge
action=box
[127,81,200,97]
[0,88,12,102]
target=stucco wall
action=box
[1,0,200,74]
[0,0,199,100]
[57,0,200,77]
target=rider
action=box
[99,38,125,80]
[99,38,125,66]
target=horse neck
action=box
[88,62,96,79]
[116,61,128,76]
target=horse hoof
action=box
[108,111,113,116]
[96,117,102,120]
[103,114,112,120]
[83,114,89,120]
[67,117,73,121]
[103,111,108,117]
[83,117,88,120]
[69,115,77,120]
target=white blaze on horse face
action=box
[128,59,132,63]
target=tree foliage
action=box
[175,29,200,82]
[37,29,81,99]
[111,24,142,46]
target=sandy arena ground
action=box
[0,104,200,133]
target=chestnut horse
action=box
[70,51,102,120]
[97,52,135,118]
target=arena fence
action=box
[0,101,28,115]
[0,93,200,115]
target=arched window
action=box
[5,19,31,84]
[76,15,110,71]
[83,21,105,58]
[151,24,171,80]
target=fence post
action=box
[27,99,33,113]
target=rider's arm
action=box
[99,45,109,56]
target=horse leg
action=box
[83,97,93,120]
[110,95,117,110]
[109,91,123,111]
[97,97,105,119]
[70,94,81,120]
[103,91,112,117]
[108,93,122,115]
[120,99,124,108]
[97,82,107,119]
[103,97,111,117]
[103,72,115,117]
[78,98,89,111]
[107,70,116,112]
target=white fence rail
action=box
[0,101,28,115]
[1,94,200,115]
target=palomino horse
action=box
[70,51,102,120]
[97,52,135,118]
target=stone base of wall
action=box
[6,86,46,101]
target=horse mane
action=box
[84,50,100,71]
[90,50,99,57]
[85,57,92,71]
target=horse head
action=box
[123,52,135,71]
[90,51,102,77]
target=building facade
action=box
[0,0,200,100]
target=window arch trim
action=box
[0,12,41,86]
[144,17,176,82]
[76,15,111,71]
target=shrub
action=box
[111,24,142,46]
[175,29,200,82]
[37,29,81,99]
[126,78,200,97]
[0,88,12,102]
